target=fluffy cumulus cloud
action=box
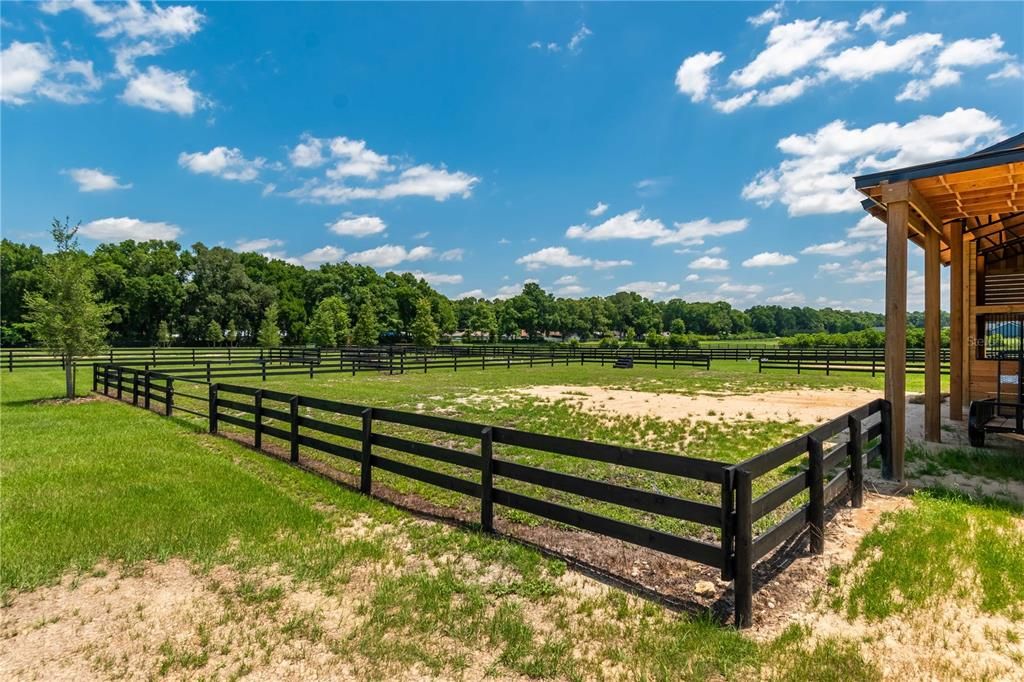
[566,210,747,246]
[742,107,1004,216]
[742,251,797,267]
[455,289,485,300]
[65,167,131,192]
[122,66,202,115]
[616,281,680,298]
[674,51,725,102]
[325,136,394,180]
[80,216,181,240]
[689,256,729,270]
[346,244,434,268]
[801,240,875,257]
[515,246,631,271]
[766,289,806,304]
[439,248,464,262]
[178,146,266,181]
[298,245,346,267]
[1,41,101,105]
[588,201,609,217]
[676,7,1020,111]
[847,214,886,240]
[717,282,764,297]
[328,214,386,237]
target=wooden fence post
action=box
[720,466,735,581]
[132,372,140,405]
[92,364,98,392]
[849,415,863,508]
[116,368,123,401]
[289,396,300,462]
[808,437,825,555]
[360,408,373,493]
[144,371,151,409]
[209,383,219,433]
[8,350,13,372]
[480,427,494,532]
[206,362,211,383]
[166,378,174,417]
[879,399,893,479]
[734,468,753,628]
[254,389,263,449]
[261,359,267,382]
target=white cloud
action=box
[748,2,784,27]
[568,25,592,54]
[178,146,265,182]
[554,274,578,285]
[65,167,131,192]
[555,284,588,296]
[988,62,1023,80]
[588,201,609,217]
[766,290,806,304]
[455,289,485,300]
[755,76,816,106]
[838,257,887,283]
[326,136,394,180]
[516,246,631,271]
[821,33,942,81]
[712,90,757,114]
[685,273,700,282]
[616,281,680,298]
[288,134,325,168]
[847,214,886,240]
[1,41,101,105]
[439,248,464,262]
[376,164,478,200]
[566,209,667,241]
[410,271,463,285]
[236,238,284,252]
[855,7,907,35]
[937,34,1010,68]
[717,282,764,297]
[298,245,346,267]
[675,51,725,102]
[80,216,181,241]
[653,218,749,246]
[689,256,729,270]
[801,240,874,257]
[896,66,960,101]
[42,0,204,41]
[121,66,201,115]
[347,244,434,268]
[328,214,386,237]
[742,251,797,267]
[729,18,849,89]
[742,108,1004,216]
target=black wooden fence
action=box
[93,363,890,627]
[759,354,951,377]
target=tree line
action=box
[2,236,904,348]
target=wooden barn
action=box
[855,133,1024,479]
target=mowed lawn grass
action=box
[2,369,888,680]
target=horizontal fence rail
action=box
[92,362,890,627]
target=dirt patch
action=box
[510,385,881,425]
[912,470,1024,506]
[34,396,101,406]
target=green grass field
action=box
[2,365,1017,680]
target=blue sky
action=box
[2,1,1022,312]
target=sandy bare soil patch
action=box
[511,385,881,425]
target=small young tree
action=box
[308,296,350,347]
[156,320,171,347]
[352,302,380,347]
[206,319,223,347]
[225,319,238,347]
[410,297,439,347]
[24,218,111,398]
[257,303,282,348]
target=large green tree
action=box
[410,297,440,346]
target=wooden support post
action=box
[808,437,825,555]
[209,384,219,433]
[880,399,894,479]
[254,390,263,449]
[133,372,140,406]
[144,371,151,409]
[360,408,373,493]
[720,467,735,581]
[924,228,942,442]
[884,190,909,480]
[480,427,494,532]
[289,396,299,462]
[116,368,123,401]
[949,221,964,420]
[849,416,863,508]
[92,364,98,392]
[166,378,174,417]
[734,468,753,629]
